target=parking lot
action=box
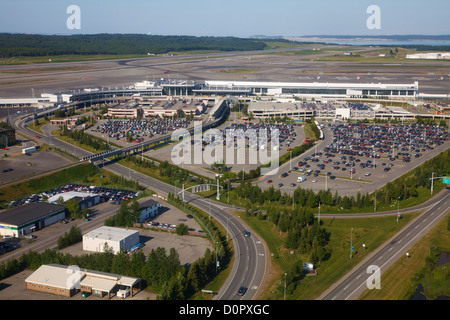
[259,122,450,197]
[9,183,139,207]
[57,196,212,266]
[0,149,73,185]
[148,120,305,178]
[87,118,193,148]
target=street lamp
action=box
[350,228,353,259]
[284,273,287,300]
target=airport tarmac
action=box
[1,45,450,100]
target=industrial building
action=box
[406,52,450,60]
[82,226,139,254]
[138,199,160,223]
[25,264,142,298]
[48,191,101,210]
[0,203,65,238]
[107,102,142,118]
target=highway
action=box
[318,188,450,300]
[7,107,449,300]
[8,108,270,301]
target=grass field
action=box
[0,54,152,65]
[359,214,450,300]
[240,210,420,300]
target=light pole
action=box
[284,273,287,300]
[350,228,353,259]
[397,197,400,222]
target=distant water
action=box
[304,39,450,47]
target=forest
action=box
[0,33,277,58]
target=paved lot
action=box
[0,269,156,300]
[259,122,450,197]
[148,120,305,178]
[0,149,73,185]
[0,196,212,300]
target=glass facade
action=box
[282,88,347,95]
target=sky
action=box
[0,0,449,37]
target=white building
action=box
[406,52,450,60]
[138,199,160,223]
[48,191,100,210]
[197,80,419,98]
[82,226,139,254]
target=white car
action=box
[365,172,371,176]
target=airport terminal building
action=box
[61,79,419,106]
[196,80,419,99]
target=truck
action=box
[22,146,36,155]
[297,176,306,183]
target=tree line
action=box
[0,33,273,58]
[232,148,450,210]
[0,244,222,300]
[60,125,110,152]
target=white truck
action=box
[22,146,36,155]
[297,176,306,183]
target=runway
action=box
[1,45,450,99]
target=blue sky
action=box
[0,0,449,37]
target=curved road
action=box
[8,109,449,300]
[8,109,270,300]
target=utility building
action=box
[82,226,139,254]
[0,203,65,238]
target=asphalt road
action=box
[8,108,270,301]
[8,108,449,301]
[318,188,450,300]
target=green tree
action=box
[175,223,189,235]
[65,199,80,218]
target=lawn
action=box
[359,215,450,300]
[241,211,419,300]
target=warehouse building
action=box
[48,191,100,210]
[0,203,65,238]
[25,264,142,298]
[82,226,139,254]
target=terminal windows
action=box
[282,88,347,95]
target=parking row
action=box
[9,184,139,207]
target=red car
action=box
[266,180,273,183]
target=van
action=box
[3,235,12,240]
[297,176,306,183]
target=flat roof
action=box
[83,226,138,242]
[25,264,86,290]
[48,191,97,204]
[26,264,140,292]
[205,80,418,90]
[0,203,65,227]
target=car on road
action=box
[266,180,273,184]
[237,286,247,296]
[244,229,251,237]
